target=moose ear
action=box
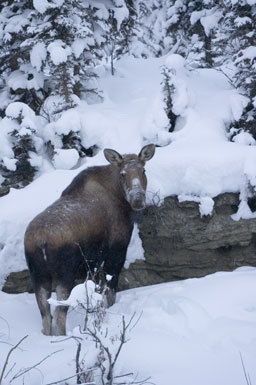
[138,144,155,162]
[104,148,123,165]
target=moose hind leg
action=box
[54,283,71,336]
[35,282,52,336]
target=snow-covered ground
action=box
[1,55,256,384]
[1,268,256,385]
[1,55,256,283]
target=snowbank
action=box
[1,268,256,385]
[1,56,256,283]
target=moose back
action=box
[24,144,155,335]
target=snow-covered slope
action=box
[1,268,256,385]
[0,56,255,284]
[1,54,256,385]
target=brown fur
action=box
[24,145,155,335]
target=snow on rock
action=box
[53,148,79,170]
[199,196,215,216]
[178,194,214,216]
[232,200,256,221]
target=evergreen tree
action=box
[0,0,45,115]
[231,2,256,139]
[0,102,41,194]
[185,0,222,68]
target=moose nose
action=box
[131,192,146,211]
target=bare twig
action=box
[128,312,143,333]
[85,312,141,385]
[76,340,82,384]
[0,316,10,341]
[9,349,63,383]
[76,242,95,279]
[45,369,96,385]
[113,378,154,385]
[86,326,114,383]
[3,362,16,380]
[240,352,252,385]
[50,335,83,344]
[0,335,28,385]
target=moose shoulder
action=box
[24,144,155,336]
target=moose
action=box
[24,144,155,335]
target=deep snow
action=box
[1,268,256,385]
[1,55,256,384]
[0,56,256,283]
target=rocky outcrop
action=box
[118,193,256,290]
[3,193,256,293]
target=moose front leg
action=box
[103,244,128,307]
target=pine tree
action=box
[0,0,45,115]
[185,0,222,68]
[0,102,41,194]
[223,1,256,140]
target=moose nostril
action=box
[134,192,144,201]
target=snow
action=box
[234,16,252,26]
[1,269,256,384]
[200,11,222,36]
[164,53,186,70]
[236,46,256,63]
[6,102,35,122]
[1,55,256,283]
[47,41,71,65]
[178,194,214,217]
[48,280,102,309]
[33,0,65,14]
[72,38,87,59]
[113,3,129,30]
[190,9,222,36]
[125,224,145,268]
[30,42,47,71]
[53,148,80,170]
[2,156,17,171]
[7,65,44,91]
[233,131,256,146]
[0,12,256,382]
